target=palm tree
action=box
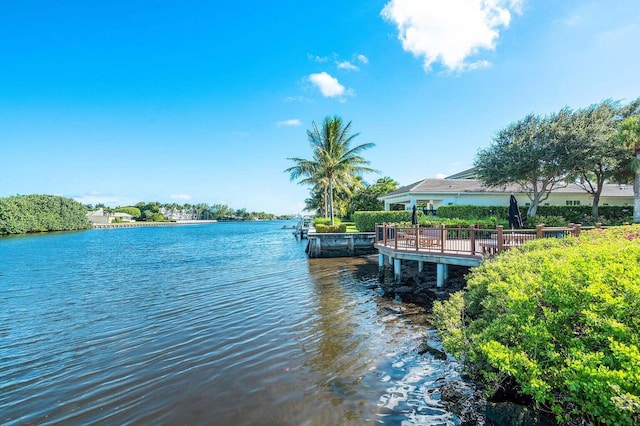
[617,116,640,222]
[286,116,377,224]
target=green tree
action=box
[617,116,640,223]
[565,100,631,219]
[285,116,377,224]
[115,206,141,219]
[346,177,399,217]
[475,111,574,216]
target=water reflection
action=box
[0,224,464,425]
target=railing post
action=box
[470,224,475,255]
[497,225,504,253]
[440,223,445,253]
[415,224,419,251]
[536,224,544,239]
[394,224,398,250]
[574,223,581,237]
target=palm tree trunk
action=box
[328,182,335,225]
[324,185,329,218]
[635,152,640,223]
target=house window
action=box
[566,200,581,206]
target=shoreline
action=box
[92,220,218,229]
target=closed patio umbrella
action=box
[508,195,523,229]
[411,205,418,226]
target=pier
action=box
[375,223,589,287]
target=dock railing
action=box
[374,223,599,257]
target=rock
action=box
[439,382,487,426]
[416,340,447,360]
[394,286,413,294]
[485,402,556,426]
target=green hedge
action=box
[432,225,640,425]
[437,204,633,225]
[353,211,414,231]
[313,217,341,226]
[353,211,509,231]
[0,194,90,234]
[314,223,347,233]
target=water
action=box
[0,221,464,425]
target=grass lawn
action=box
[342,221,358,232]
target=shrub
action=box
[0,195,90,234]
[313,217,341,226]
[314,223,347,233]
[433,225,640,425]
[353,211,415,231]
[437,204,633,225]
[524,215,567,227]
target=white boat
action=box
[293,216,313,239]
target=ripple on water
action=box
[0,223,467,425]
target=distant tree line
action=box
[0,194,90,235]
[89,202,292,222]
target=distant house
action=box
[379,170,633,212]
[159,208,193,221]
[86,209,134,224]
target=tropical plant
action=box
[285,116,377,225]
[346,176,399,217]
[432,226,640,424]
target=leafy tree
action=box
[475,111,574,216]
[115,206,141,219]
[616,116,640,222]
[346,177,399,217]
[565,100,631,219]
[286,116,377,224]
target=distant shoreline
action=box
[92,220,218,229]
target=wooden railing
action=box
[374,223,598,257]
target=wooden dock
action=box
[375,223,590,286]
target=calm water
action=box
[0,221,464,425]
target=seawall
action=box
[305,232,376,258]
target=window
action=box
[566,200,581,206]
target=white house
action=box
[379,176,633,212]
[86,209,135,224]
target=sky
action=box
[1,0,639,215]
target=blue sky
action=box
[1,0,639,215]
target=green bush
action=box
[354,210,509,231]
[115,206,141,219]
[437,204,632,225]
[432,225,640,424]
[353,211,415,231]
[0,195,90,234]
[524,215,568,227]
[314,223,347,233]
[313,217,341,226]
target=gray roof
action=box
[381,178,633,198]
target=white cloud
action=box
[308,72,348,98]
[337,60,359,71]
[308,53,329,62]
[276,118,302,127]
[170,194,192,201]
[435,173,447,179]
[381,0,523,72]
[356,54,369,64]
[73,190,129,207]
